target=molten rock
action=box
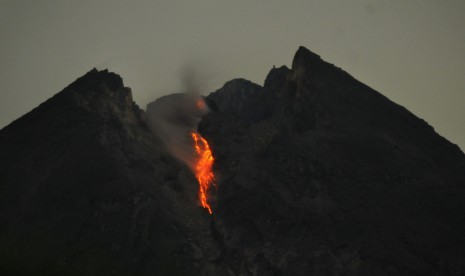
[1,47,465,275]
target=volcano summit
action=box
[1,47,464,275]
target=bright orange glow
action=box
[191,131,215,214]
[196,99,206,110]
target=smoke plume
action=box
[146,64,210,169]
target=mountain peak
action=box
[66,69,137,122]
[1,69,140,133]
[291,46,322,70]
[207,78,262,116]
[71,68,124,92]
[2,48,465,275]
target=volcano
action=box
[1,47,464,275]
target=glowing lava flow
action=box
[191,132,215,214]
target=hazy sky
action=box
[1,0,464,150]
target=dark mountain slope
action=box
[0,47,464,276]
[0,69,226,275]
[200,46,465,275]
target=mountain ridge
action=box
[200,46,465,275]
[1,46,464,275]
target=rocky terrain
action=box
[1,46,464,275]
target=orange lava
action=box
[191,132,215,214]
[196,99,206,110]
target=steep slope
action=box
[200,46,465,275]
[1,47,465,276]
[0,69,226,275]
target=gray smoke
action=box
[146,65,210,169]
[178,60,213,95]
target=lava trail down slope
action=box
[1,46,465,275]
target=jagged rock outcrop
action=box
[1,47,465,276]
[200,46,465,275]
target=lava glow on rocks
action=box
[191,131,215,214]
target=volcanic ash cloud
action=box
[146,93,209,169]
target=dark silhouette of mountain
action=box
[1,47,465,275]
[0,70,224,275]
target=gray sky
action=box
[1,0,464,150]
